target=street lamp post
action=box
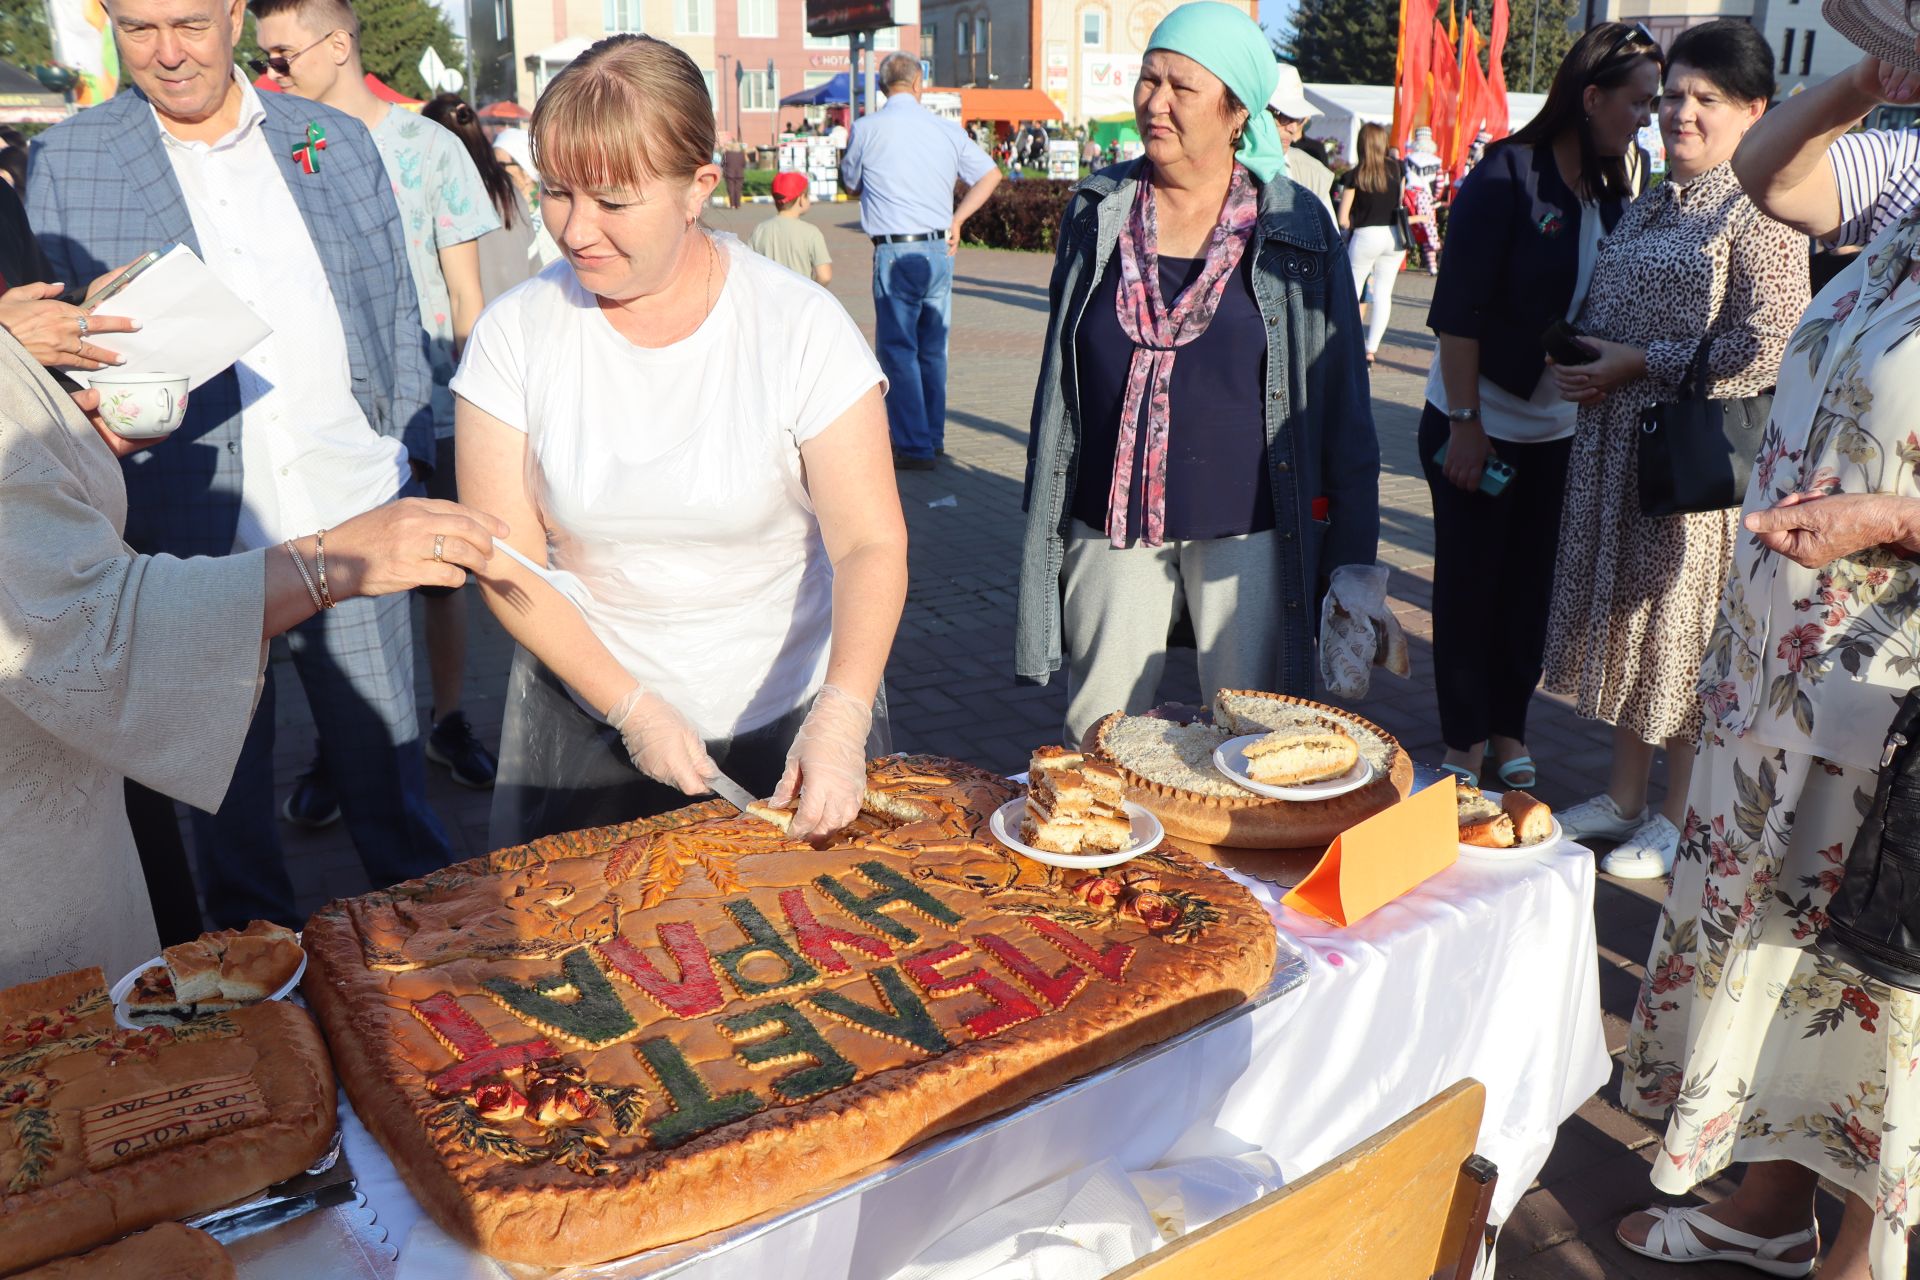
[1528,0,1541,92]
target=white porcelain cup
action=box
[88,371,189,440]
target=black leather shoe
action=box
[893,451,936,471]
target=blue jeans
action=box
[871,241,953,458]
[190,591,451,926]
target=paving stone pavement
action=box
[239,203,1898,1274]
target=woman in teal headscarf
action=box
[1014,0,1380,744]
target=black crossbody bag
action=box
[1637,337,1773,517]
[1818,690,1920,992]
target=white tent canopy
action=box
[1300,83,1549,158]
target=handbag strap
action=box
[1684,336,1714,401]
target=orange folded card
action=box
[1282,777,1459,927]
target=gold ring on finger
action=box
[433,534,446,562]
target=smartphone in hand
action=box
[1432,440,1516,496]
[1541,318,1600,367]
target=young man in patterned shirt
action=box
[254,0,503,801]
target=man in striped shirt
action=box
[1733,50,1920,243]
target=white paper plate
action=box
[1212,734,1376,801]
[989,797,1164,869]
[110,942,308,1030]
[1457,790,1565,861]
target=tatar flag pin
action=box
[292,122,328,173]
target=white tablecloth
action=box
[349,843,1609,1280]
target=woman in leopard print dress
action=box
[1541,20,1808,878]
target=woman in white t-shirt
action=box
[452,34,907,846]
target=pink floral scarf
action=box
[1107,162,1260,548]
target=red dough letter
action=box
[597,924,725,1019]
[1025,918,1135,983]
[410,993,555,1095]
[974,932,1089,1009]
[779,888,892,975]
[902,941,1043,1039]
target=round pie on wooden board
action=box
[301,754,1277,1268]
[0,968,337,1274]
[1085,691,1413,849]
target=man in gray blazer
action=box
[27,0,453,928]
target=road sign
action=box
[418,46,464,94]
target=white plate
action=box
[110,941,308,1031]
[989,797,1164,869]
[1212,735,1376,801]
[1457,789,1564,861]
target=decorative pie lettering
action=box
[1027,918,1136,984]
[973,933,1089,1009]
[714,901,823,999]
[82,1073,264,1170]
[596,926,725,1019]
[814,862,964,945]
[632,1036,765,1148]
[779,888,893,974]
[411,994,556,1095]
[482,948,638,1049]
[808,966,953,1055]
[717,1003,858,1104]
[901,942,1044,1040]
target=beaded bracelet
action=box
[283,539,323,611]
[315,527,336,610]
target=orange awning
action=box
[944,87,1062,123]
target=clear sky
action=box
[1262,4,1294,46]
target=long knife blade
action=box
[706,769,762,817]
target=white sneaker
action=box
[1557,793,1649,842]
[1602,815,1682,880]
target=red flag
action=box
[1485,0,1512,139]
[1393,0,1436,151]
[1451,16,1488,178]
[1428,16,1460,172]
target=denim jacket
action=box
[1014,160,1381,695]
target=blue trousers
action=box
[189,591,451,927]
[872,241,953,458]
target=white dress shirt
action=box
[154,74,408,551]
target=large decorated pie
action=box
[303,755,1276,1266]
[1088,691,1414,848]
[0,968,336,1273]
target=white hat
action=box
[1267,62,1315,120]
[1821,0,1920,72]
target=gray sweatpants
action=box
[1061,523,1282,746]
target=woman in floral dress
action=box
[1618,42,1920,1279]
[1544,21,1809,880]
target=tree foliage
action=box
[344,0,464,101]
[1279,0,1580,95]
[1277,0,1397,86]
[0,0,58,79]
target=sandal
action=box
[1618,1206,1817,1277]
[1495,756,1537,789]
[1439,763,1480,789]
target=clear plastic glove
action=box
[607,683,715,796]
[772,684,873,842]
[1318,563,1410,699]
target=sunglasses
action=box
[1593,21,1660,74]
[248,30,340,78]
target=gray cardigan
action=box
[1015,160,1381,695]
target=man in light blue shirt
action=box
[841,54,1000,468]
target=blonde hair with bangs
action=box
[532,35,716,193]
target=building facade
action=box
[917,0,1255,124]
[1748,0,1855,96]
[1579,0,1750,51]
[484,0,913,139]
